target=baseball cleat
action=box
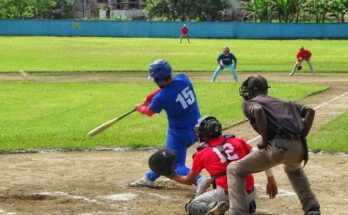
[196,176,211,196]
[305,206,320,215]
[204,201,229,215]
[129,176,155,187]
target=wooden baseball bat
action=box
[88,108,137,137]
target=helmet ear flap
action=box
[239,77,253,100]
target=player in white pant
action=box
[290,46,314,76]
[170,116,277,215]
[211,47,238,82]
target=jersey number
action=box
[176,87,195,109]
[213,143,239,163]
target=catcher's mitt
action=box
[297,65,302,70]
[148,149,176,177]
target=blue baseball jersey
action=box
[217,53,237,65]
[149,74,201,130]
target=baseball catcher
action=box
[168,116,277,215]
[148,149,177,178]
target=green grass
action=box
[308,111,348,153]
[0,37,347,72]
[0,81,327,152]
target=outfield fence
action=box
[0,20,347,39]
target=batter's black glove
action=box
[148,149,176,178]
[297,65,302,70]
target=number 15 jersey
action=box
[149,74,201,130]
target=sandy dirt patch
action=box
[0,72,347,215]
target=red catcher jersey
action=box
[191,137,254,192]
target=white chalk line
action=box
[137,190,172,200]
[255,184,296,198]
[30,190,170,207]
[0,208,17,215]
[33,191,103,205]
[247,91,348,144]
[313,91,348,110]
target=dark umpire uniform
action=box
[227,76,320,215]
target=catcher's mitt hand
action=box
[148,149,176,178]
[297,65,302,70]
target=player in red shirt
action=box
[290,46,314,76]
[171,116,278,215]
[180,24,190,44]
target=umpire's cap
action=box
[148,59,172,82]
[239,75,270,100]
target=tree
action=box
[270,0,300,23]
[241,0,274,22]
[0,0,56,19]
[144,0,231,21]
[53,0,74,19]
[329,0,348,22]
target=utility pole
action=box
[82,0,87,18]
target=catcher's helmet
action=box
[239,75,269,100]
[195,116,222,143]
[149,59,172,82]
[148,148,176,177]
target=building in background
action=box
[73,0,145,19]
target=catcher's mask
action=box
[148,149,177,177]
[239,75,270,100]
[195,116,222,143]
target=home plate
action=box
[98,193,138,201]
[258,188,296,198]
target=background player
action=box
[170,116,278,215]
[290,46,314,76]
[228,75,320,215]
[211,46,238,82]
[129,59,209,196]
[180,24,190,44]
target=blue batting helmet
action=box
[149,59,172,82]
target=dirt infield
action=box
[0,72,347,215]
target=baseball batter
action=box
[227,75,320,215]
[211,46,238,82]
[170,116,277,215]
[129,59,210,196]
[290,46,314,76]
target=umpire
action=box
[227,75,320,215]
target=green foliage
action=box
[241,0,348,23]
[328,0,348,22]
[144,0,230,21]
[0,0,56,18]
[53,0,74,19]
[0,82,327,151]
[309,111,348,153]
[0,37,348,73]
[242,0,274,22]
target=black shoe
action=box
[305,206,320,215]
[249,200,256,214]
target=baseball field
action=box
[0,37,347,215]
